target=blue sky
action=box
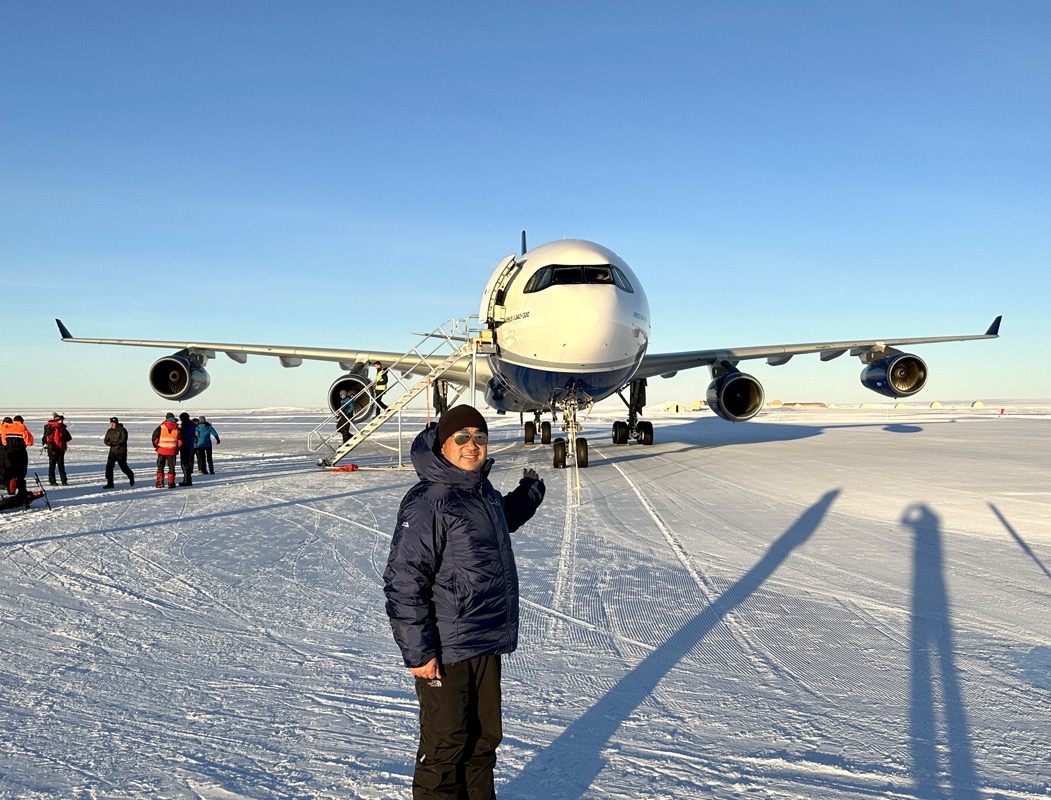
[3,2,1049,410]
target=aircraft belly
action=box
[490,360,639,406]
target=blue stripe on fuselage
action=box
[488,359,638,408]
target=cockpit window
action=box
[523,264,635,293]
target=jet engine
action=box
[327,373,375,423]
[149,353,210,401]
[860,352,928,398]
[707,371,765,422]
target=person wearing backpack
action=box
[42,412,71,486]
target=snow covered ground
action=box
[1,404,1048,799]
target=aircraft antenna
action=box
[521,230,527,256]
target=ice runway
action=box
[1,405,1048,799]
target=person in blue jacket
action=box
[384,405,545,800]
[194,415,220,474]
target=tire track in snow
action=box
[545,468,579,640]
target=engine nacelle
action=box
[149,354,210,402]
[707,371,765,422]
[327,373,375,423]
[860,353,928,398]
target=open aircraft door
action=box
[478,253,520,333]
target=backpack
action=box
[47,422,71,450]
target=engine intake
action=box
[707,371,765,422]
[327,373,375,423]
[860,353,928,398]
[149,354,210,401]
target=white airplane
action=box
[56,236,1001,468]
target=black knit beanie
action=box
[437,405,488,446]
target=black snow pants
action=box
[413,654,502,800]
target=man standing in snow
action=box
[103,417,134,488]
[151,413,181,488]
[383,406,545,800]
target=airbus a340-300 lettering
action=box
[57,236,1001,469]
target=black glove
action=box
[522,467,542,484]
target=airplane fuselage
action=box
[479,239,651,413]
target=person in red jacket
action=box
[1,415,35,498]
[151,412,182,488]
[42,412,72,486]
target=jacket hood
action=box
[410,423,492,488]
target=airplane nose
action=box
[578,306,600,328]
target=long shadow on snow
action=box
[0,486,393,548]
[902,504,981,799]
[587,415,944,467]
[503,488,840,799]
[989,502,1051,582]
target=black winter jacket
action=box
[383,423,544,668]
[104,424,129,458]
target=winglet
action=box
[56,319,73,339]
[985,315,1002,337]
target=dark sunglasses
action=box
[452,431,488,446]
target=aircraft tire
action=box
[553,438,567,469]
[541,421,552,444]
[612,420,628,445]
[639,420,654,445]
[576,437,589,468]
[524,421,536,444]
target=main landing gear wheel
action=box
[612,420,629,445]
[524,421,536,444]
[575,437,589,468]
[638,420,654,445]
[541,420,552,444]
[553,438,567,469]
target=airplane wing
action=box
[633,316,1002,380]
[54,319,483,384]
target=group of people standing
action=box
[151,412,220,488]
[1,412,221,499]
[0,412,73,498]
[0,414,35,499]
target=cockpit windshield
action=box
[523,264,635,293]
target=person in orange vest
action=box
[1,414,35,499]
[151,412,182,488]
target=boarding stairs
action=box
[309,318,486,469]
